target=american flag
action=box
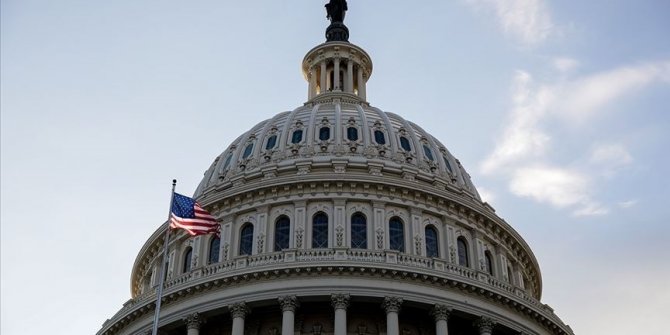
[170,193,219,236]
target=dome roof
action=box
[194,100,480,201]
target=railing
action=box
[107,248,568,335]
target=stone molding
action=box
[382,296,403,314]
[331,293,350,310]
[278,295,300,312]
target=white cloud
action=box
[590,144,633,167]
[466,0,554,45]
[477,186,497,203]
[618,200,638,209]
[553,57,579,73]
[480,60,670,216]
[558,61,670,122]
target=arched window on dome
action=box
[423,145,434,161]
[266,135,278,150]
[351,212,367,249]
[457,237,469,267]
[485,250,494,275]
[239,223,254,256]
[374,130,386,145]
[274,216,291,251]
[442,156,453,173]
[208,236,220,265]
[312,212,329,248]
[182,246,193,273]
[319,127,331,141]
[400,136,412,152]
[242,143,254,159]
[425,225,439,258]
[223,154,233,170]
[347,127,359,141]
[291,129,303,144]
[388,217,404,252]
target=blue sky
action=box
[2,1,669,334]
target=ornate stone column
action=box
[308,67,317,99]
[346,60,353,93]
[333,58,341,90]
[279,296,299,335]
[320,61,328,93]
[356,66,364,99]
[382,297,403,335]
[474,317,496,335]
[331,294,350,335]
[184,312,203,335]
[230,302,250,335]
[431,305,451,335]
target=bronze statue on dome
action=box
[325,0,348,23]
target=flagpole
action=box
[151,179,177,335]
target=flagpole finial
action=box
[172,179,177,185]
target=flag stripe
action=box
[170,192,219,236]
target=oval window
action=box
[400,136,411,151]
[347,127,359,141]
[374,130,386,144]
[423,145,434,161]
[265,135,277,150]
[319,127,330,141]
[242,143,254,159]
[291,130,303,144]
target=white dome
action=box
[194,101,480,202]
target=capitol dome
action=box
[99,3,573,335]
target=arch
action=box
[457,237,469,267]
[239,223,254,256]
[182,246,193,273]
[274,216,291,251]
[208,236,220,265]
[388,217,404,252]
[425,225,439,258]
[485,250,494,275]
[312,212,329,248]
[350,212,367,249]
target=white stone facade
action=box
[98,5,573,335]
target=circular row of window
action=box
[223,127,454,174]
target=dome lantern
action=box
[303,0,372,103]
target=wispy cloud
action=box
[618,200,638,209]
[466,0,554,45]
[481,60,670,216]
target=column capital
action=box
[430,304,452,322]
[184,312,204,330]
[331,293,350,310]
[229,302,250,319]
[382,296,403,314]
[474,316,496,334]
[278,295,300,312]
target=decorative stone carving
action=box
[336,226,344,247]
[184,312,203,330]
[278,295,300,312]
[331,293,350,310]
[296,227,304,248]
[382,296,403,313]
[229,302,250,319]
[449,246,456,263]
[414,234,422,255]
[376,228,384,249]
[430,304,451,322]
[474,317,496,334]
[223,242,229,260]
[257,233,265,253]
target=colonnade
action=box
[307,58,367,100]
[176,296,502,335]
